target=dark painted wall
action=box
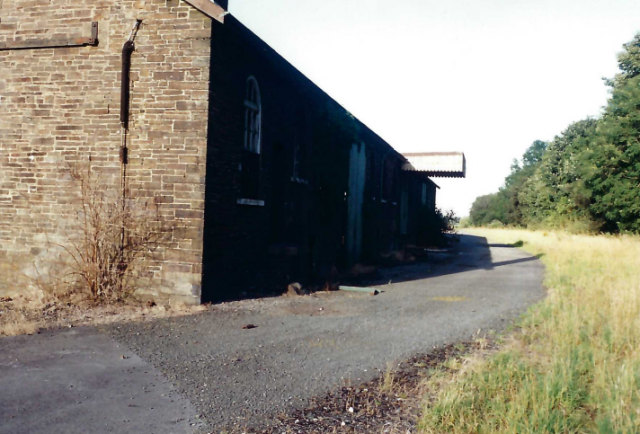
[202,16,436,301]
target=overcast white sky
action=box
[229,0,640,217]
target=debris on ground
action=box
[287,282,303,296]
[339,286,380,296]
[242,324,258,330]
[237,341,484,434]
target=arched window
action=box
[240,77,262,202]
[244,77,261,154]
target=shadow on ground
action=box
[352,235,543,288]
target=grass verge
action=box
[420,228,640,434]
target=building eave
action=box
[401,152,466,178]
[184,0,228,23]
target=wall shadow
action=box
[202,234,543,304]
[347,234,543,288]
[488,240,525,248]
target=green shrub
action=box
[487,219,504,229]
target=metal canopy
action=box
[402,152,466,178]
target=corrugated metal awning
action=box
[402,152,466,178]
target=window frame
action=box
[238,76,264,204]
[243,76,262,154]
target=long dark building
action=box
[0,0,464,304]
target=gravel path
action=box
[106,233,545,430]
[0,326,202,434]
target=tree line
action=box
[469,33,640,233]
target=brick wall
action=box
[0,0,212,304]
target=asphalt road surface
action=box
[0,234,545,433]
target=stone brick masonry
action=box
[0,0,212,304]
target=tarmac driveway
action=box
[0,234,545,433]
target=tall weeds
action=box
[38,164,176,302]
[420,229,640,434]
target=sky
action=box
[229,0,640,217]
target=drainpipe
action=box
[118,20,141,278]
[120,20,141,165]
[120,40,135,133]
[119,20,141,194]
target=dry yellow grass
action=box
[431,296,468,302]
[0,310,41,337]
[420,228,640,434]
[381,362,397,393]
[0,296,207,338]
[0,296,45,337]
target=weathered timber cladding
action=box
[0,0,211,304]
[202,17,429,301]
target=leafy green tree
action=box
[469,141,548,227]
[469,193,508,226]
[519,120,598,228]
[585,74,640,232]
[605,33,640,88]
[522,140,548,167]
[469,33,640,233]
[501,141,548,226]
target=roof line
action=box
[402,152,464,156]
[184,0,227,23]
[226,15,404,160]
